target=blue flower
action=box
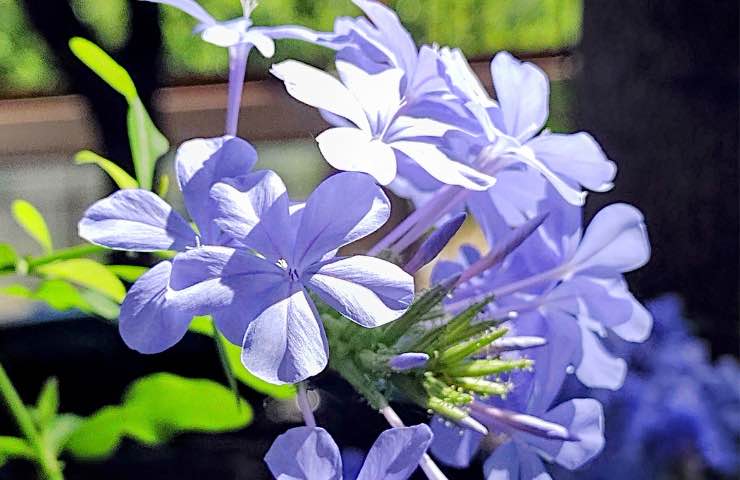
[168,171,414,384]
[265,424,433,480]
[79,136,258,353]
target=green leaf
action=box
[74,150,138,190]
[35,259,126,304]
[79,289,121,320]
[35,377,59,429]
[11,199,52,253]
[0,280,92,313]
[107,265,148,283]
[34,280,91,312]
[68,37,137,99]
[0,436,34,461]
[127,97,170,191]
[65,373,253,460]
[69,37,170,191]
[0,244,17,270]
[190,316,296,400]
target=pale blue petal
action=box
[209,170,292,261]
[168,246,285,344]
[429,417,482,468]
[304,256,414,328]
[356,425,433,480]
[242,285,328,384]
[575,325,627,390]
[490,52,549,141]
[531,399,605,470]
[175,135,257,240]
[316,128,398,186]
[271,60,370,131]
[265,426,342,480]
[483,440,550,480]
[294,172,390,268]
[527,132,616,192]
[119,261,192,353]
[351,0,418,74]
[79,189,196,252]
[391,140,496,191]
[569,203,650,277]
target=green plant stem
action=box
[26,244,106,270]
[0,363,63,480]
[0,244,107,276]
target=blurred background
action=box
[0,0,737,478]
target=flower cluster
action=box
[77,1,654,479]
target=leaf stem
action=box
[0,363,63,480]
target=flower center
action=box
[276,258,300,281]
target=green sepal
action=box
[434,327,508,367]
[445,358,533,378]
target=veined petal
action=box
[516,145,587,206]
[253,25,345,48]
[531,399,605,470]
[569,203,650,277]
[200,23,242,47]
[336,60,403,133]
[168,246,285,343]
[316,128,398,185]
[429,418,483,468]
[119,261,192,354]
[142,0,215,25]
[242,285,328,384]
[490,52,549,141]
[575,325,627,390]
[294,172,390,267]
[265,426,342,480]
[304,256,414,328]
[210,170,292,261]
[271,60,371,131]
[392,140,496,190]
[528,132,616,192]
[483,440,550,480]
[79,189,196,252]
[357,425,433,480]
[351,0,418,74]
[439,47,495,107]
[175,135,257,238]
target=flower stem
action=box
[226,44,250,136]
[297,383,316,427]
[380,406,449,480]
[0,363,63,480]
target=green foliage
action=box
[0,436,35,466]
[1,1,583,95]
[0,244,17,270]
[107,265,148,283]
[69,37,169,191]
[74,150,139,189]
[189,316,297,399]
[35,258,126,304]
[65,373,253,460]
[34,378,59,431]
[11,200,53,254]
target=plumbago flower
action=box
[79,136,258,352]
[429,332,605,478]
[270,0,493,191]
[435,197,652,390]
[168,171,414,384]
[144,0,340,135]
[265,424,433,480]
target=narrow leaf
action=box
[36,259,126,303]
[35,377,59,429]
[74,150,138,189]
[0,436,34,460]
[107,265,149,283]
[127,97,169,191]
[11,200,52,253]
[68,37,137,99]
